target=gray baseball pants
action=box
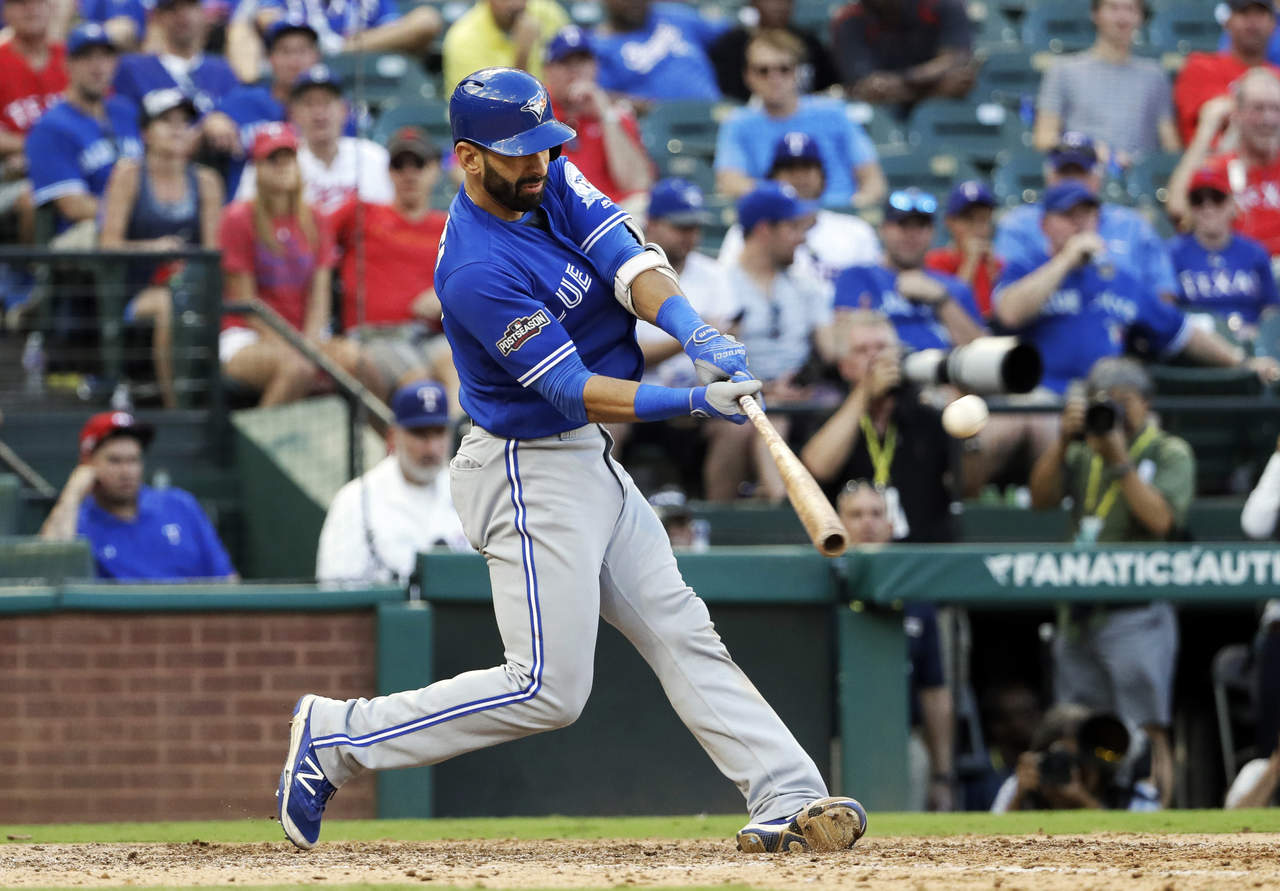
[308,423,826,820]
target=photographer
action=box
[1028,357,1189,806]
[993,707,1160,812]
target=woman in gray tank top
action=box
[100,88,224,408]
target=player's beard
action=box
[482,161,546,213]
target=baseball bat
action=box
[738,394,847,558]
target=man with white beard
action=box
[315,379,469,583]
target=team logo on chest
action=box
[497,309,552,355]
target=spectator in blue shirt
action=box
[715,28,885,209]
[992,181,1276,393]
[834,188,985,351]
[79,0,147,51]
[590,0,725,102]
[112,0,238,119]
[26,23,143,235]
[254,0,441,57]
[39,411,237,581]
[202,17,321,196]
[1168,166,1280,327]
[994,131,1178,301]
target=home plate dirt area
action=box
[4,834,1280,889]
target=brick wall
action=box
[1,611,379,824]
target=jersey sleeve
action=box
[441,260,585,390]
[552,158,644,284]
[988,257,1040,326]
[372,0,401,26]
[1131,280,1192,357]
[26,119,88,205]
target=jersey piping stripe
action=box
[578,210,629,254]
[309,440,544,750]
[517,341,577,388]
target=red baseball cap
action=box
[251,122,300,162]
[79,411,154,459]
[1189,167,1232,196]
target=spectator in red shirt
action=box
[1171,67,1280,256]
[0,0,67,160]
[926,180,1001,317]
[329,126,459,408]
[218,123,370,407]
[541,26,653,209]
[1173,0,1279,146]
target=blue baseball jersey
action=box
[590,2,725,101]
[26,96,143,209]
[436,158,647,439]
[215,85,359,197]
[77,485,235,580]
[714,96,877,207]
[994,201,1178,297]
[833,264,982,351]
[113,53,239,117]
[992,256,1192,393]
[1168,232,1280,323]
[81,0,149,37]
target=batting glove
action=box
[692,374,763,425]
[687,327,751,385]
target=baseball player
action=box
[277,67,867,855]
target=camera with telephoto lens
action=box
[1084,396,1125,436]
[900,336,1043,395]
[1037,748,1077,788]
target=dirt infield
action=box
[4,834,1280,889]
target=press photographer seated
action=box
[991,706,1160,812]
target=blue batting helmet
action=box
[449,67,576,159]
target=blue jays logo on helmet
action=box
[450,67,577,159]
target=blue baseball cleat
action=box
[736,796,868,854]
[277,694,335,850]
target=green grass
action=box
[4,809,1280,845]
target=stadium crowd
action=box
[3,0,1280,814]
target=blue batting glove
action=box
[687,326,751,385]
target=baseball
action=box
[942,394,989,439]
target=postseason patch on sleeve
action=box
[496,309,551,356]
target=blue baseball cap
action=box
[545,26,594,63]
[1048,131,1098,171]
[769,131,824,172]
[266,16,318,50]
[291,64,343,99]
[737,181,817,234]
[648,177,712,225]
[1042,180,1100,214]
[883,187,938,223]
[392,380,449,429]
[67,23,115,56]
[946,180,996,216]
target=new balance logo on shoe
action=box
[296,755,326,795]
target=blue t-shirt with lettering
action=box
[77,485,235,580]
[1167,232,1279,323]
[26,97,143,213]
[113,53,239,118]
[590,2,725,101]
[833,263,983,351]
[714,96,877,207]
[992,256,1192,393]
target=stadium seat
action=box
[792,0,841,31]
[906,99,1026,165]
[973,48,1042,113]
[1021,0,1097,55]
[325,53,436,108]
[659,154,717,193]
[968,0,1019,49]
[371,97,451,148]
[1124,150,1182,206]
[878,151,981,198]
[640,100,728,163]
[1148,0,1222,59]
[846,101,908,153]
[991,148,1045,205]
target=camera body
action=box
[1084,396,1126,436]
[901,336,1043,395]
[1037,748,1077,787]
